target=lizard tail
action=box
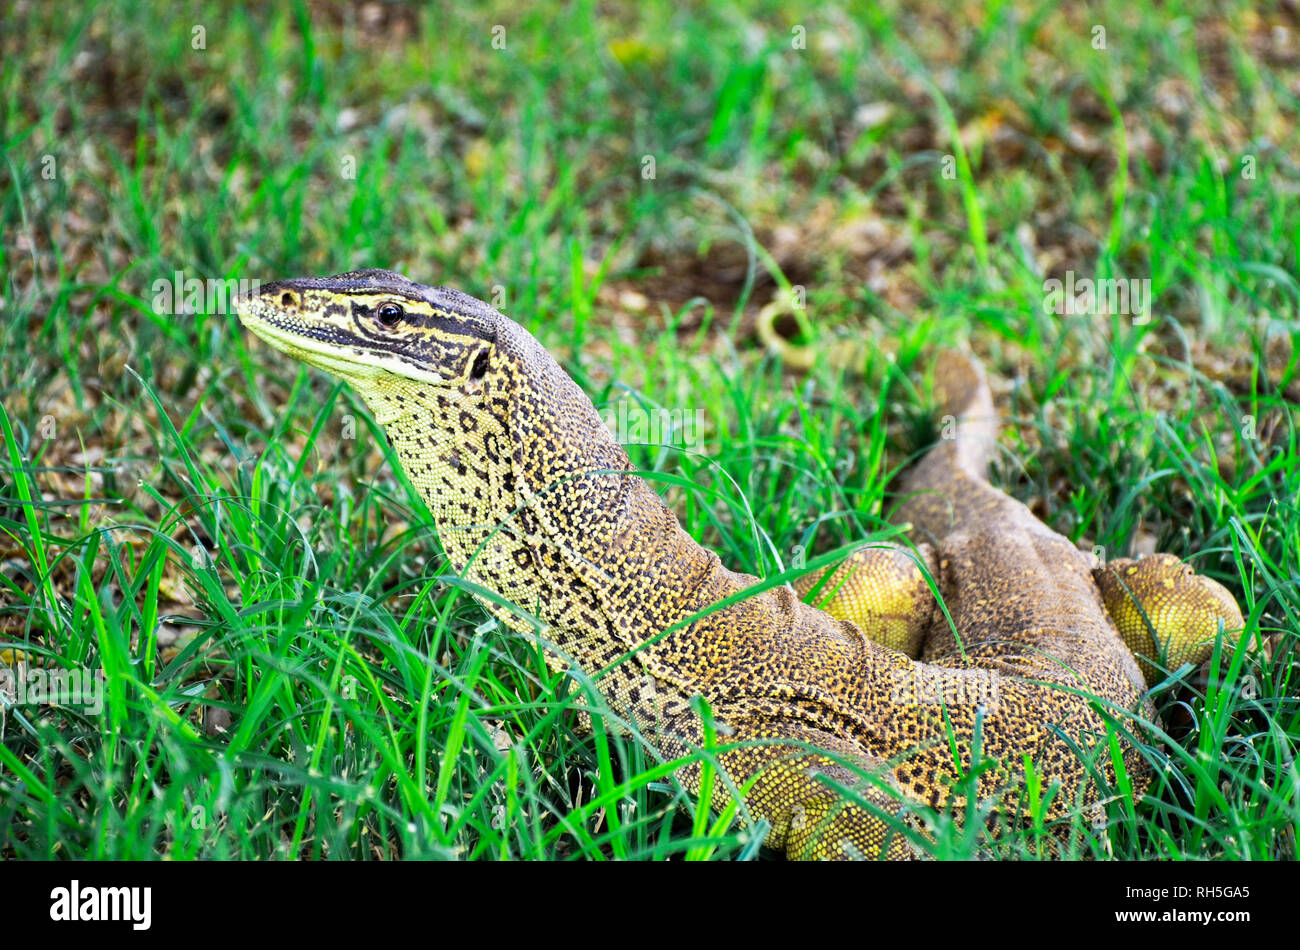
[890,350,1002,542]
[929,349,998,480]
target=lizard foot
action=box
[1094,553,1246,686]
[793,544,937,658]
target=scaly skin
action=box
[792,357,1246,689]
[1095,555,1245,685]
[237,270,1245,859]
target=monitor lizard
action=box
[236,269,1245,859]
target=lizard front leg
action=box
[792,544,938,658]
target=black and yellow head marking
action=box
[237,268,497,387]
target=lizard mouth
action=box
[236,297,380,380]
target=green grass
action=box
[0,0,1296,859]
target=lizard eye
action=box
[377,303,404,328]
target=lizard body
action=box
[238,270,1244,859]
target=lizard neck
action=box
[357,329,685,663]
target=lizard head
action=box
[235,269,499,398]
[235,266,623,478]
[1093,553,1246,686]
